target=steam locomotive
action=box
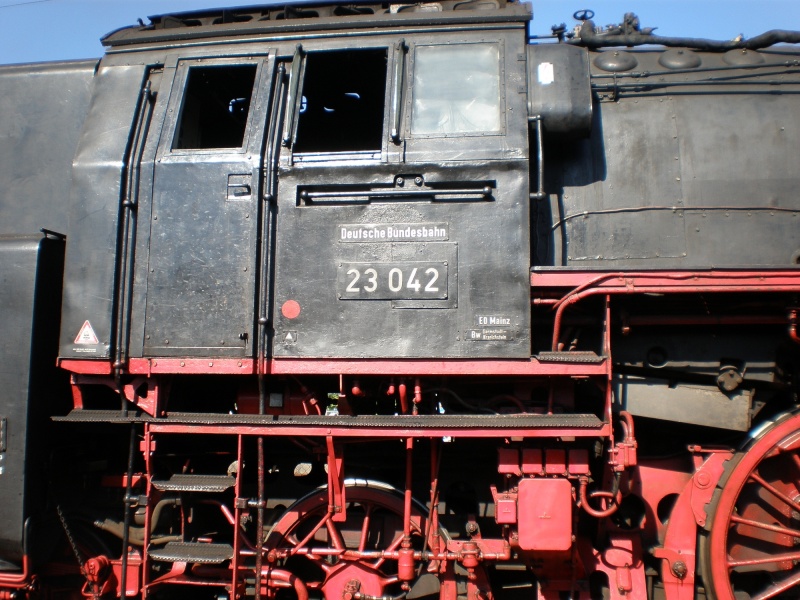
[1,2,799,599]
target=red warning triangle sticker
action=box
[74,320,99,345]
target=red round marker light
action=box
[281,300,301,319]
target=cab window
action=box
[294,49,387,153]
[411,43,501,135]
[173,64,257,150]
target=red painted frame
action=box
[58,269,799,377]
[49,268,800,600]
[145,421,612,439]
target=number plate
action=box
[338,262,448,300]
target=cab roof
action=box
[102,0,532,48]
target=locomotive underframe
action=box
[2,269,787,600]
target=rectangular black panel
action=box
[0,235,65,564]
[273,164,530,359]
[139,56,274,357]
[59,65,149,359]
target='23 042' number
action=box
[338,262,447,300]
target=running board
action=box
[56,411,604,430]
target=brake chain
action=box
[56,504,84,569]
[56,504,102,600]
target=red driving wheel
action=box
[265,480,440,600]
[704,410,800,600]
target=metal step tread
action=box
[53,410,154,423]
[149,542,233,564]
[151,474,235,492]
[536,351,606,364]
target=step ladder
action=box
[140,429,248,596]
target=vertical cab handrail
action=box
[528,115,545,201]
[281,44,304,148]
[258,62,288,374]
[390,39,407,143]
[115,76,155,374]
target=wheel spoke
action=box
[750,569,800,600]
[289,512,332,556]
[358,505,374,553]
[789,452,800,475]
[728,549,800,569]
[282,533,334,574]
[788,451,800,496]
[749,471,800,512]
[730,514,800,540]
[326,517,346,552]
[371,530,406,570]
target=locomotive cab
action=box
[57,11,533,364]
[2,2,800,600]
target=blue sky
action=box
[0,0,798,65]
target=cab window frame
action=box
[283,44,396,165]
[405,40,507,140]
[162,56,266,157]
